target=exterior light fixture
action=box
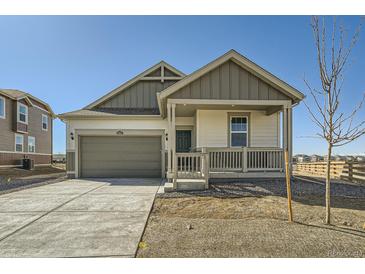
[70,132,74,140]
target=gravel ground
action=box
[137,178,365,258]
[0,166,66,195]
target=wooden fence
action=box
[294,161,365,183]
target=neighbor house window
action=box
[17,102,28,124]
[0,96,5,119]
[15,134,24,152]
[230,116,248,147]
[28,136,35,153]
[42,114,48,131]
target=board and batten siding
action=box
[170,60,291,101]
[96,80,177,109]
[196,109,280,148]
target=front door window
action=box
[176,130,192,152]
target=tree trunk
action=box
[325,143,332,224]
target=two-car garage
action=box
[79,136,162,178]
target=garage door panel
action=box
[80,136,162,178]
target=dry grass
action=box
[137,181,365,258]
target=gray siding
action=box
[170,61,291,101]
[96,80,177,109]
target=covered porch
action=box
[165,99,293,190]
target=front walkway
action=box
[0,178,161,257]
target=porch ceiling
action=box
[175,103,280,117]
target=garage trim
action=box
[75,129,165,178]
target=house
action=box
[0,89,55,167]
[333,155,346,161]
[355,155,365,162]
[59,50,304,190]
[310,154,323,162]
[294,154,310,163]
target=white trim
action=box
[0,164,52,168]
[14,134,24,152]
[0,95,5,119]
[42,114,48,131]
[28,136,36,153]
[230,115,248,147]
[0,150,52,156]
[167,99,292,107]
[34,104,51,114]
[17,102,28,125]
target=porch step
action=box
[163,179,207,192]
[177,179,206,191]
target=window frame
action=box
[28,136,36,153]
[17,102,28,124]
[229,115,249,148]
[41,114,48,131]
[15,134,24,152]
[0,96,5,119]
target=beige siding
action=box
[97,80,177,109]
[250,111,280,147]
[170,60,291,101]
[196,109,279,148]
[66,151,75,172]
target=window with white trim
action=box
[230,116,248,147]
[0,96,5,119]
[42,114,48,131]
[28,136,35,153]
[15,134,24,152]
[17,102,28,124]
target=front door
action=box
[176,130,192,152]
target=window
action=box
[0,96,5,119]
[42,114,48,131]
[230,116,248,147]
[17,102,28,124]
[28,136,35,153]
[15,134,24,152]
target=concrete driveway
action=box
[0,178,161,257]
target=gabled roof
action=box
[158,49,305,103]
[84,61,185,109]
[0,89,56,117]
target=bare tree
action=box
[305,16,365,224]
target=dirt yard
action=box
[0,165,66,194]
[137,178,365,258]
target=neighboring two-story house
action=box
[0,89,55,167]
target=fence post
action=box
[173,154,178,190]
[348,161,353,183]
[202,148,209,189]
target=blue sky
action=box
[0,16,364,155]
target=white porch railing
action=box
[207,147,284,172]
[171,147,284,189]
[173,151,209,188]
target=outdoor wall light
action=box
[70,132,74,140]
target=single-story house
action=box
[59,50,304,190]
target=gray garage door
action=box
[80,136,162,178]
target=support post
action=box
[282,107,288,171]
[284,150,293,222]
[171,104,177,189]
[288,106,293,175]
[242,147,248,172]
[167,103,172,176]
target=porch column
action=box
[288,106,293,172]
[167,103,172,175]
[171,103,176,175]
[282,106,288,170]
